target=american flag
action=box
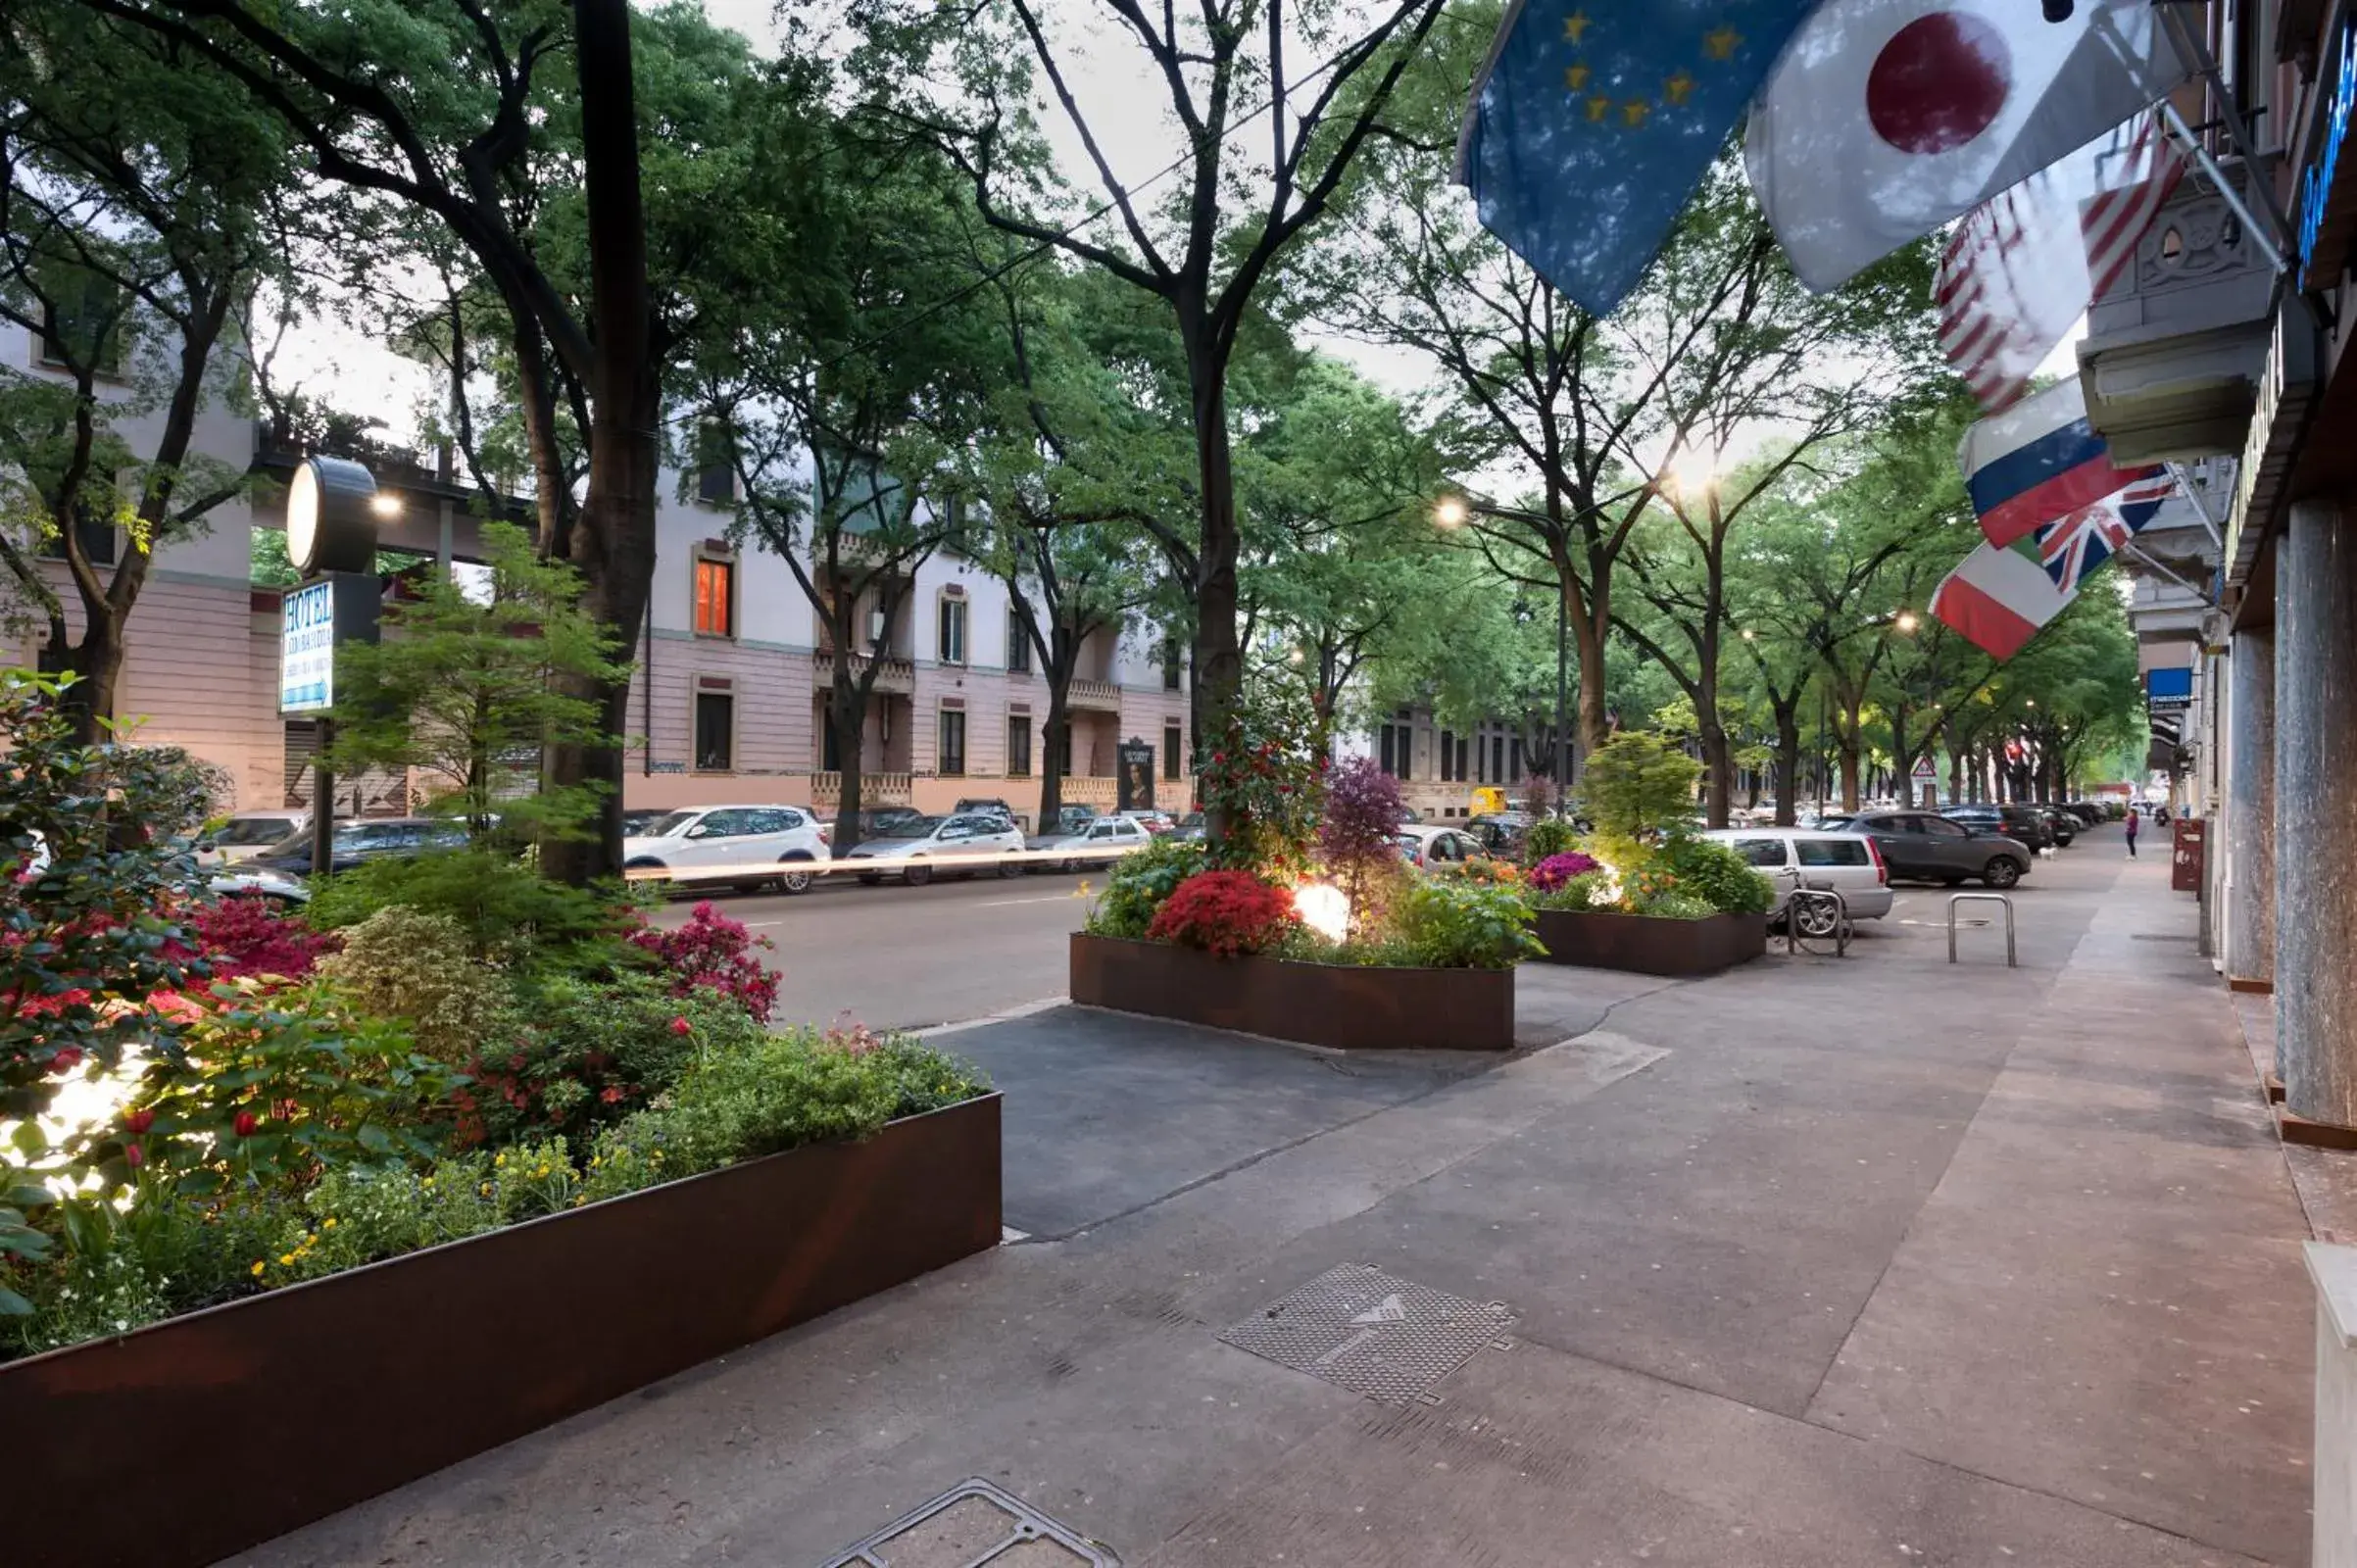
[2036,472,2178,591]
[1938,116,2187,414]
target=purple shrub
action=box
[1530,852,1602,893]
[1317,758,1407,934]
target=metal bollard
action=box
[1947,892,2017,966]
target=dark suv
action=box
[1942,804,2055,853]
[1846,809,2034,888]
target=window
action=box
[694,690,733,771]
[1379,722,1406,778]
[937,707,966,776]
[1162,638,1183,691]
[748,809,801,834]
[1493,736,1505,784]
[938,595,967,665]
[38,273,126,376]
[1796,839,1871,867]
[1007,715,1032,778]
[1922,816,1969,839]
[1511,738,1525,780]
[1440,730,1456,783]
[1731,837,1789,867]
[820,700,842,772]
[1457,735,1471,781]
[694,421,734,505]
[1163,722,1183,780]
[698,808,757,837]
[37,517,117,566]
[693,556,734,637]
[1007,609,1032,672]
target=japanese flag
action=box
[1745,0,2190,292]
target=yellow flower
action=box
[322,1217,337,1229]
[277,1253,294,1267]
[250,1260,266,1277]
[479,1182,493,1197]
[589,1156,600,1168]
[420,1176,434,1188]
[494,1152,506,1167]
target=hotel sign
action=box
[277,573,380,714]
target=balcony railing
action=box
[812,649,914,693]
[1067,678,1121,711]
[810,771,912,805]
[1059,776,1119,808]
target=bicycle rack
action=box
[1947,892,2017,966]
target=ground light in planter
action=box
[1589,862,1624,906]
[1291,882,1350,943]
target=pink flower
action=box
[50,1046,82,1072]
[232,1109,260,1139]
[123,1142,144,1169]
[669,1016,693,1037]
[147,990,206,1025]
[123,1107,156,1135]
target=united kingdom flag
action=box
[2035,472,2178,592]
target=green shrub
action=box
[1634,890,1716,920]
[1395,877,1543,969]
[1576,733,1701,868]
[1523,817,1580,863]
[305,849,635,974]
[314,906,513,1064]
[1658,834,1772,915]
[1087,836,1207,938]
[1533,869,1614,911]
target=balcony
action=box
[812,649,913,694]
[1060,776,1119,808]
[2076,168,2277,464]
[1067,678,1121,712]
[810,771,912,806]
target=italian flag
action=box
[1931,536,2075,661]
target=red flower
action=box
[123,1142,144,1169]
[232,1110,260,1138]
[600,1086,624,1104]
[49,1046,82,1072]
[1212,752,1226,764]
[669,1016,693,1037]
[123,1107,156,1135]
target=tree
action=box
[688,124,1003,848]
[81,0,764,882]
[325,521,628,845]
[0,1,284,740]
[862,0,1449,846]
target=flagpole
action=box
[2165,460,2225,550]
[2153,98,2288,275]
[2150,1,2299,260]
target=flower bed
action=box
[1528,906,1767,976]
[0,1092,1002,1568]
[1070,932,1514,1052]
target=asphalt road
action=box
[645,864,1096,1031]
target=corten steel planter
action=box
[1070,933,1515,1051]
[0,1093,1002,1568]
[1530,907,1766,977]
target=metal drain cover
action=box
[1217,1263,1514,1402]
[818,1478,1116,1567]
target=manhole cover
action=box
[1217,1263,1514,1402]
[818,1478,1117,1567]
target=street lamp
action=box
[1433,496,1469,529]
[1893,610,1919,633]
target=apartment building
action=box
[4,320,1193,827]
[1337,705,1549,819]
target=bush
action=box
[1523,817,1581,863]
[1318,758,1406,934]
[1577,733,1701,867]
[1395,878,1542,969]
[1529,852,1602,893]
[1534,869,1615,910]
[1198,668,1326,878]
[451,973,762,1152]
[192,897,339,981]
[1634,891,1716,920]
[1088,835,1207,938]
[624,902,779,1019]
[314,906,512,1064]
[1146,870,1301,957]
[304,849,632,974]
[1657,834,1772,915]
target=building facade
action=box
[3,321,1192,829]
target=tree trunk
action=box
[1891,709,1914,808]
[541,0,658,888]
[1772,703,1801,826]
[829,663,868,851]
[1698,720,1732,829]
[1839,736,1861,811]
[1039,644,1074,833]
[54,611,126,746]
[1185,332,1243,851]
[1571,593,1609,765]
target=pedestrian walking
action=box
[2125,806,2139,858]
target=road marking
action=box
[975,895,1074,906]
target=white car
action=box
[844,812,1027,886]
[1397,825,1490,867]
[1703,827,1894,929]
[1025,812,1152,872]
[622,805,831,895]
[197,808,311,867]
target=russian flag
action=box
[1959,379,2164,549]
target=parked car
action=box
[1118,808,1178,836]
[953,797,1021,827]
[1171,811,1206,843]
[1943,803,2055,853]
[839,806,925,844]
[1703,827,1894,926]
[844,812,1027,885]
[2036,807,2077,848]
[248,816,469,878]
[619,808,671,838]
[209,864,312,906]
[196,809,311,867]
[1841,808,2036,889]
[1027,812,1154,871]
[1463,813,1531,858]
[1397,825,1492,868]
[621,805,831,895]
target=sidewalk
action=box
[242,835,2319,1567]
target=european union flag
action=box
[1457,0,1822,314]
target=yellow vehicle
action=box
[1470,787,1512,816]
